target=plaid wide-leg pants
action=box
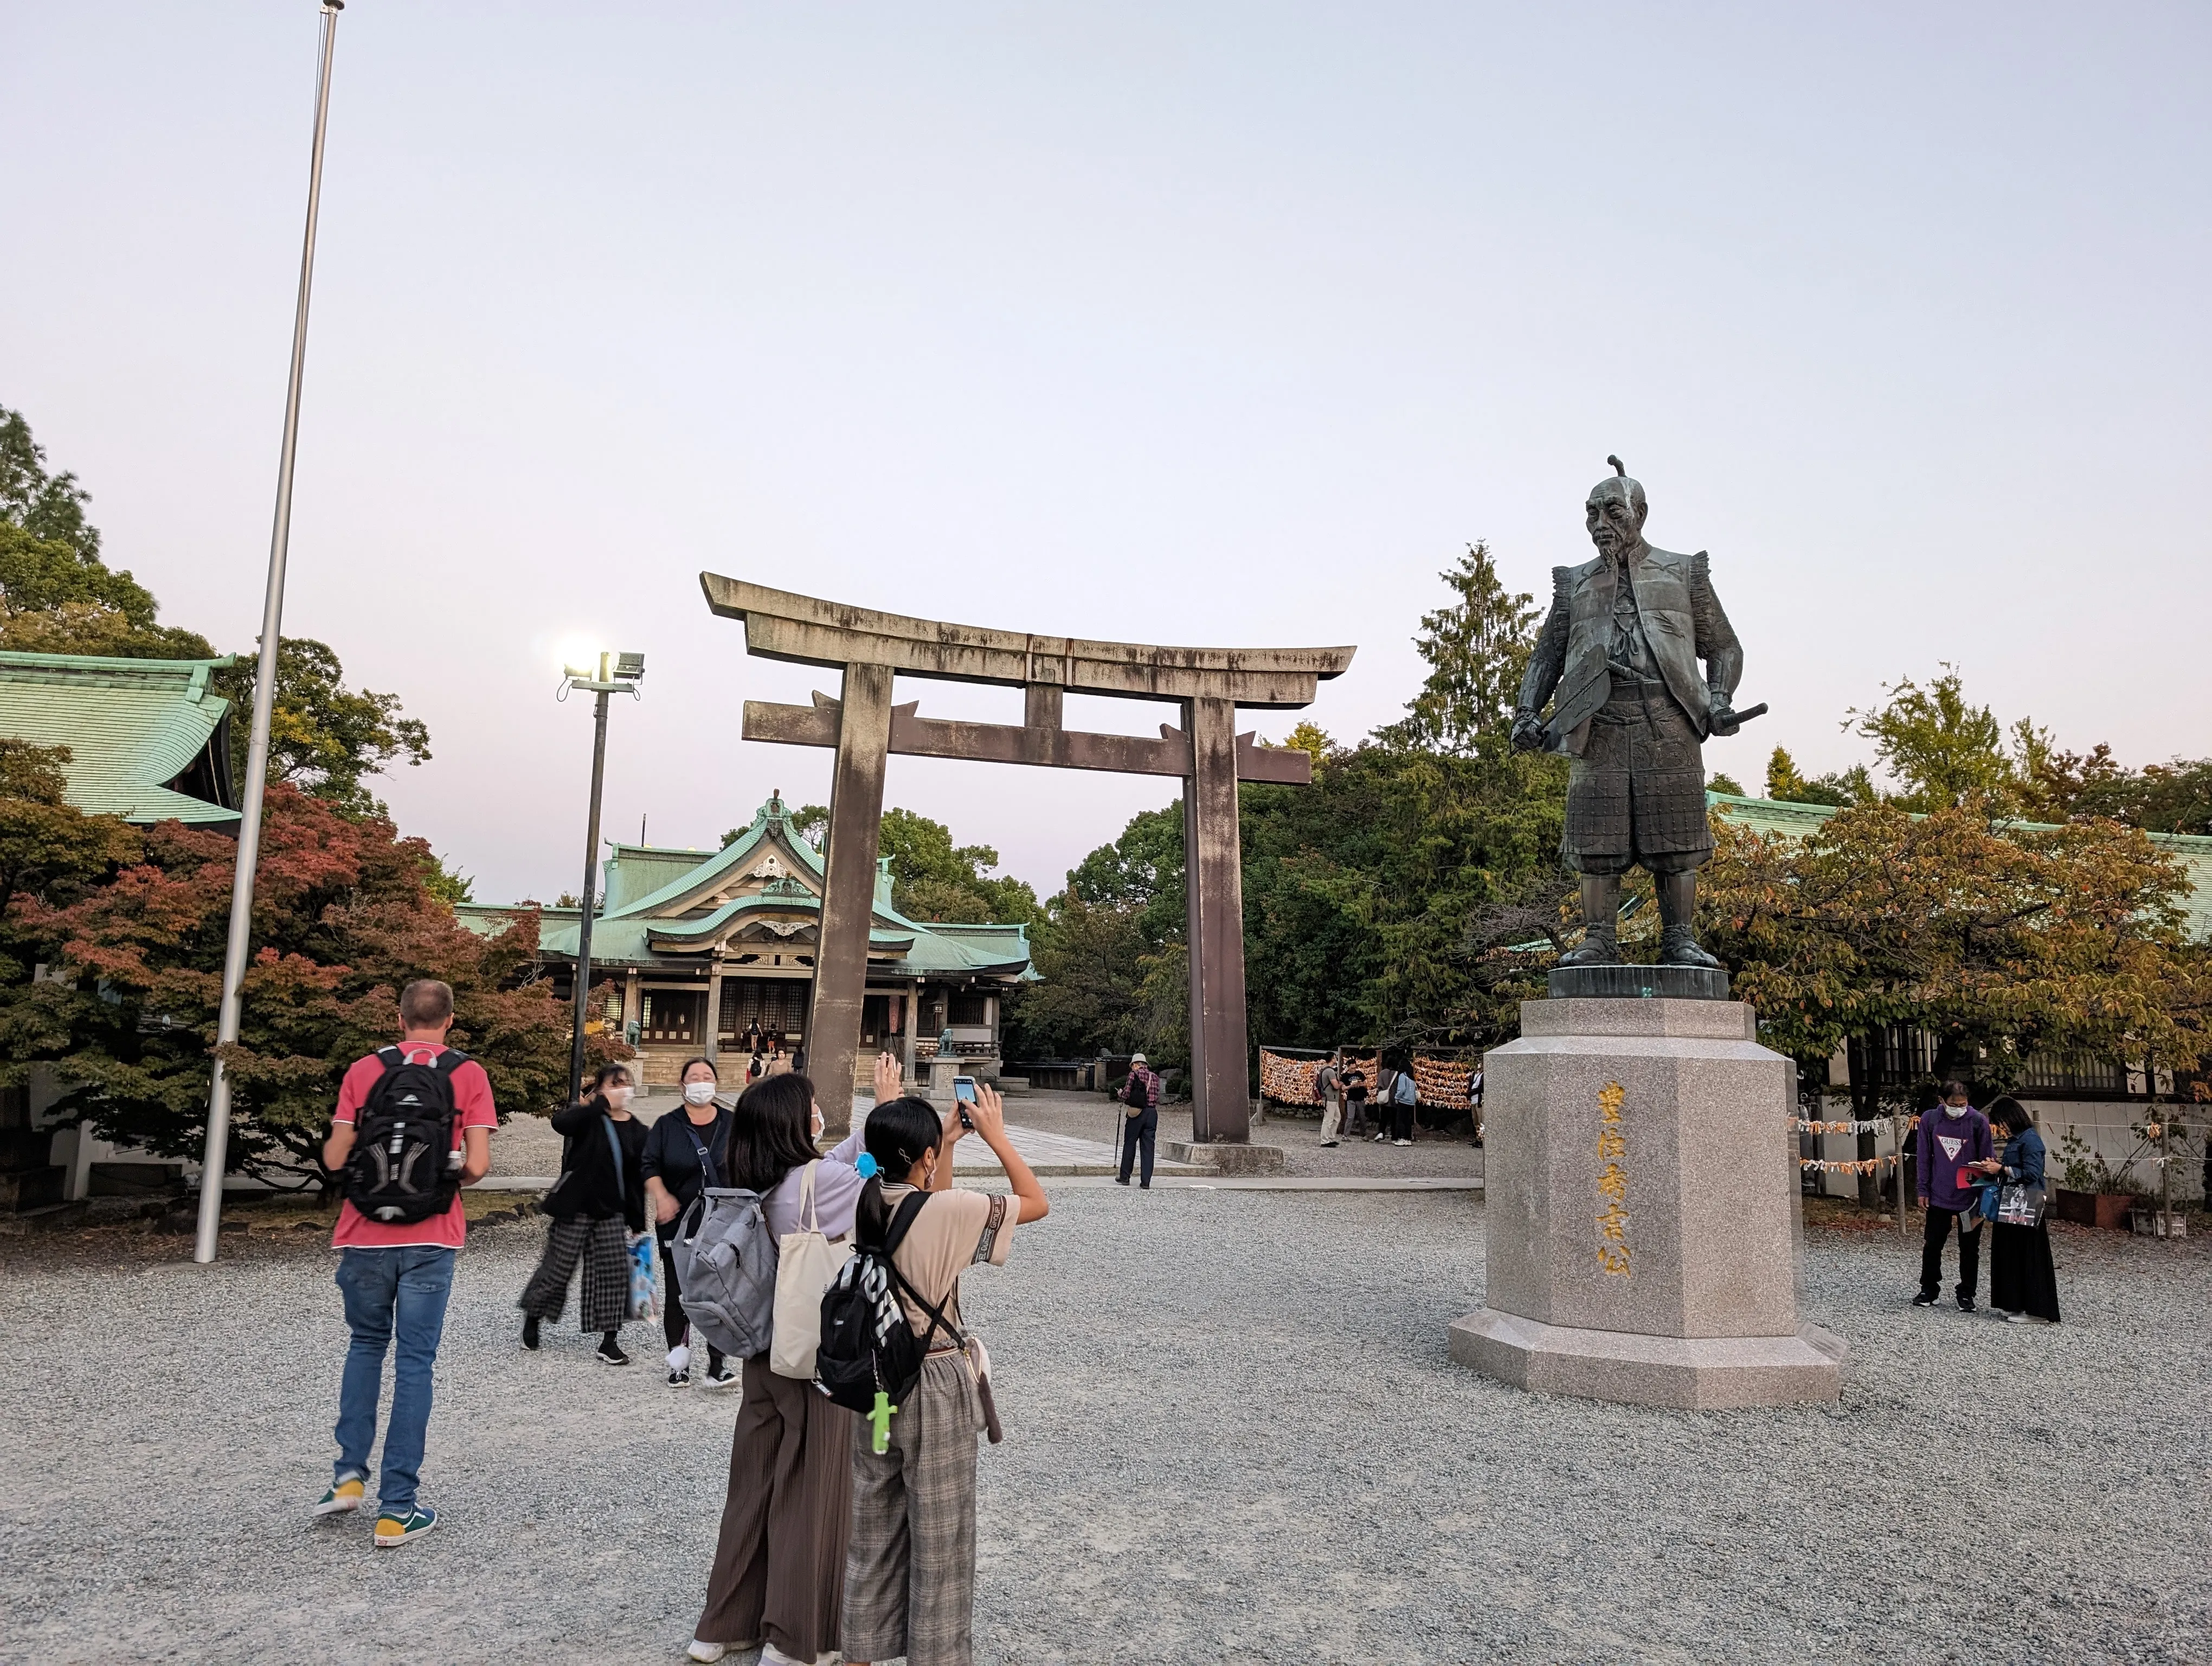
[518,1215,629,1334]
[841,1350,985,1666]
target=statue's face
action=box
[1585,488,1645,558]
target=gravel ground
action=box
[3,1196,2205,1665]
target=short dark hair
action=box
[399,978,454,1029]
[588,1061,632,1095]
[1985,1095,2033,1133]
[679,1056,718,1082]
[1941,1079,1972,1101]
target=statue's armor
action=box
[1519,544,1742,877]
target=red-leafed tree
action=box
[16,784,605,1187]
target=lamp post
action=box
[561,651,644,1105]
[194,0,345,1267]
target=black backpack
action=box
[343,1046,468,1223]
[815,1191,959,1416]
[1122,1068,1149,1111]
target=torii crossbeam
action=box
[702,575,1355,1139]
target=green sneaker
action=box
[314,1473,365,1516]
[373,1504,438,1547]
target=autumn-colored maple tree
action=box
[14,785,597,1187]
[1699,799,2212,1109]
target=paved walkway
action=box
[474,1118,1211,1188]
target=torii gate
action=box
[700,576,1355,1140]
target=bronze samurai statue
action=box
[1512,459,1751,970]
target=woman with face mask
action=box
[686,1055,885,1666]
[519,1061,647,1364]
[642,1058,739,1388]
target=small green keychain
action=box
[869,1389,897,1454]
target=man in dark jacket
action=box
[1913,1080,1994,1311]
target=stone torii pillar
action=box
[700,575,1353,1138]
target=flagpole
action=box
[195,1,346,1265]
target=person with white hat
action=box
[1115,1053,1161,1189]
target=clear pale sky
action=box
[7,3,2207,905]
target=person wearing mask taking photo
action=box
[841,1078,1049,1666]
[642,1058,738,1388]
[518,1061,646,1364]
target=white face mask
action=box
[604,1084,634,1110]
[684,1080,717,1107]
[811,1102,825,1141]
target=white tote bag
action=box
[769,1161,853,1380]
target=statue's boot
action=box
[1656,870,1724,969]
[1557,875,1623,967]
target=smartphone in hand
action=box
[953,1074,977,1130]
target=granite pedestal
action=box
[1450,996,1846,1408]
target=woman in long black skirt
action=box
[1981,1097,2061,1324]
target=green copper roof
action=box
[476,793,1032,981]
[0,650,240,826]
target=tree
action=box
[1846,667,2014,811]
[213,637,432,819]
[1708,772,1745,796]
[1373,542,1540,756]
[876,806,1041,927]
[1764,745,1875,808]
[0,408,214,660]
[1699,802,2211,1111]
[17,785,576,1186]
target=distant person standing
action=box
[1980,1097,2061,1324]
[1316,1051,1344,1148]
[1115,1053,1161,1189]
[313,979,496,1547]
[518,1061,646,1364]
[643,1059,740,1388]
[1343,1060,1371,1140]
[1468,1067,1484,1146]
[1913,1080,1993,1312]
[1386,1058,1418,1147]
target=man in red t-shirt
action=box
[312,979,497,1547]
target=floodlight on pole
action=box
[194,0,346,1267]
[560,650,644,1106]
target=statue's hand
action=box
[1707,702,1741,738]
[1510,711,1547,753]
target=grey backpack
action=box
[668,1187,778,1360]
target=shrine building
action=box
[459,793,1032,1091]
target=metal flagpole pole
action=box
[194,1,345,1266]
[568,657,612,1107]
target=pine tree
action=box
[1374,542,1540,756]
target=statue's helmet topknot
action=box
[1589,453,1647,517]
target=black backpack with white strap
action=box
[342,1047,468,1223]
[814,1190,959,1415]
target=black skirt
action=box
[1989,1219,2061,1322]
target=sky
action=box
[7,2,2208,905]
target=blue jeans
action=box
[333,1246,456,1516]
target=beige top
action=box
[879,1185,1016,1338]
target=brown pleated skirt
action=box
[695,1354,855,1658]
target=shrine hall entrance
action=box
[638,989,703,1047]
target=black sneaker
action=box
[1911,1292,1937,1307]
[521,1316,541,1350]
[667,1368,690,1387]
[1957,1296,1977,1314]
[1114,1177,1130,1186]
[596,1337,631,1367]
